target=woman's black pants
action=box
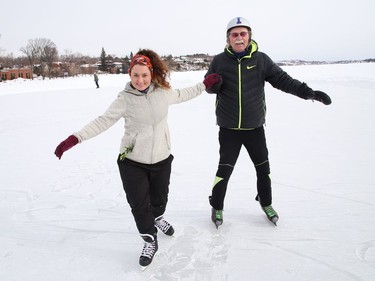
[117,155,174,236]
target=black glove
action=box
[299,83,332,105]
[313,91,332,105]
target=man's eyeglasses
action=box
[230,31,248,38]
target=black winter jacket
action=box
[206,41,313,129]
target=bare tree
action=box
[41,42,58,78]
[20,39,40,79]
[20,38,58,78]
[0,53,16,68]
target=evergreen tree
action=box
[122,55,130,74]
[99,47,107,72]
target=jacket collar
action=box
[226,40,258,59]
[125,82,156,96]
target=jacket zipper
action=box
[145,94,155,163]
[237,59,242,129]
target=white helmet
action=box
[226,17,251,32]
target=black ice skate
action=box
[154,215,174,236]
[139,233,158,267]
[262,205,279,226]
[256,195,279,226]
[211,208,223,229]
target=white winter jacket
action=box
[74,81,206,164]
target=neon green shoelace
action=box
[215,210,223,220]
[263,206,277,217]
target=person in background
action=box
[54,49,222,266]
[94,72,99,88]
[205,17,332,228]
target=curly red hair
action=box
[133,49,171,89]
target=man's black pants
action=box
[210,127,272,210]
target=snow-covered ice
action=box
[1,63,375,281]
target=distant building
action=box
[79,63,99,75]
[0,68,33,81]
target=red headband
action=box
[128,54,153,74]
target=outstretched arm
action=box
[264,54,332,105]
[168,74,223,104]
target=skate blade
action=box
[270,217,278,226]
[214,220,223,229]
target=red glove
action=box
[54,135,79,159]
[203,74,222,93]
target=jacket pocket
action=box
[119,133,138,161]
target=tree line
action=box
[0,37,135,78]
[0,36,213,78]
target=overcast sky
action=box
[1,0,374,61]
